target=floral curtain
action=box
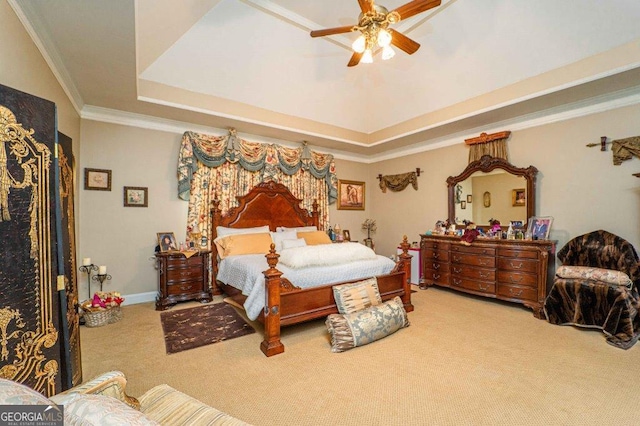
[178,130,337,245]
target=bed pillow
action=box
[216,225,270,238]
[214,233,273,259]
[556,265,633,287]
[281,238,307,250]
[276,225,317,233]
[325,296,409,353]
[297,230,332,245]
[270,230,298,252]
[333,277,382,314]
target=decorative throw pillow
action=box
[326,296,409,353]
[281,238,307,250]
[214,233,273,259]
[216,225,270,238]
[556,265,633,287]
[270,230,298,252]
[333,277,382,314]
[297,230,332,245]
[60,393,159,425]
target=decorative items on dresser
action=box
[155,250,212,310]
[420,235,554,318]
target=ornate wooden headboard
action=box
[211,181,319,240]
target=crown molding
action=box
[83,86,640,164]
[9,0,84,115]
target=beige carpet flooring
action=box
[80,286,640,425]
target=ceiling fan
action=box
[310,0,442,67]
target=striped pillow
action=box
[332,277,381,314]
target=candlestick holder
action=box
[79,264,99,301]
[92,273,112,292]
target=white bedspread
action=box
[217,246,396,320]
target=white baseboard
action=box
[121,291,156,306]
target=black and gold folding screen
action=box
[0,84,69,396]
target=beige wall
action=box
[371,103,640,259]
[0,2,80,146]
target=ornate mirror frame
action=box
[447,155,538,226]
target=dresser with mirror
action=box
[420,155,554,318]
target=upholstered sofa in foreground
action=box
[0,371,250,425]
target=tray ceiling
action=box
[12,0,640,158]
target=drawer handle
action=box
[433,253,439,259]
[453,256,462,262]
[509,275,523,283]
[180,285,193,291]
[483,250,490,255]
[509,288,523,297]
[433,263,440,270]
[433,274,440,280]
[478,283,490,291]
[453,267,462,274]
[510,262,523,269]
[479,271,490,279]
[479,259,490,266]
[453,278,462,285]
[179,271,191,276]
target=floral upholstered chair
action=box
[544,230,640,349]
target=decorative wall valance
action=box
[377,169,420,193]
[178,130,337,203]
[465,131,511,163]
[612,136,640,165]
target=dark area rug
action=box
[160,303,255,354]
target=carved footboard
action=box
[260,236,414,357]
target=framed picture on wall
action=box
[337,180,365,210]
[123,186,148,207]
[84,168,112,191]
[512,188,526,206]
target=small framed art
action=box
[84,168,112,191]
[512,188,526,206]
[526,216,553,240]
[466,194,472,203]
[157,232,177,252]
[337,180,365,210]
[460,201,466,210]
[124,186,148,207]
[343,230,351,241]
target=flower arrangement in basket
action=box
[81,291,125,327]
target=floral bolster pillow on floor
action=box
[325,296,409,352]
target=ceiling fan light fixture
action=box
[362,49,373,64]
[352,35,366,53]
[377,29,392,47]
[382,45,396,60]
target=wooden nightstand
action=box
[155,250,212,310]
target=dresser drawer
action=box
[422,270,449,286]
[167,281,202,296]
[497,271,538,287]
[497,257,538,273]
[422,249,450,262]
[166,268,203,282]
[497,248,538,259]
[423,260,448,273]
[451,253,495,268]
[451,277,495,294]
[421,240,450,251]
[496,284,537,301]
[451,264,495,281]
[452,245,496,256]
[167,255,204,268]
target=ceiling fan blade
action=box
[389,29,420,54]
[310,25,355,38]
[347,52,363,67]
[358,0,374,13]
[391,0,441,21]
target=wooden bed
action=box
[210,181,414,356]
